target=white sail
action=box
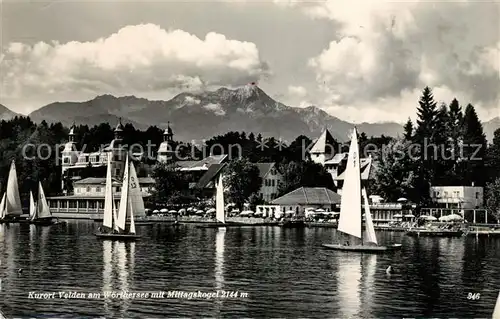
[29,191,36,221]
[129,201,136,234]
[5,160,22,216]
[128,161,146,219]
[362,188,378,245]
[0,193,6,219]
[37,182,51,219]
[216,174,225,223]
[338,128,362,239]
[493,291,500,319]
[103,153,114,229]
[117,155,130,231]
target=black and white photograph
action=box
[0,0,499,318]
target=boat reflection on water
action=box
[215,227,226,313]
[337,254,362,318]
[102,240,135,318]
[361,254,377,317]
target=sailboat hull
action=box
[321,243,402,252]
[30,217,59,226]
[94,232,141,240]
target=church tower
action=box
[61,123,80,190]
[157,122,175,163]
[107,118,127,179]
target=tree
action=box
[413,87,439,201]
[150,162,189,204]
[485,177,500,222]
[370,138,418,202]
[277,161,335,196]
[403,118,413,141]
[224,158,262,210]
[459,104,487,186]
[486,128,500,182]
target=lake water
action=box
[0,221,499,318]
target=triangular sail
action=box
[0,193,6,219]
[362,188,378,245]
[129,201,136,234]
[117,155,130,231]
[216,174,225,223]
[493,291,500,319]
[37,182,51,219]
[128,161,146,219]
[5,160,22,216]
[103,153,114,229]
[29,191,36,221]
[338,128,362,239]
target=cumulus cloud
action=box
[203,103,226,116]
[302,0,499,120]
[0,23,269,111]
[288,85,307,98]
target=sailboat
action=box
[30,182,58,225]
[29,191,36,221]
[95,154,141,240]
[322,128,402,252]
[0,160,23,223]
[197,173,238,228]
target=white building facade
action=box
[430,185,484,209]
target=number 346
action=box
[467,293,480,300]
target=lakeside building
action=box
[48,177,154,219]
[263,187,342,216]
[309,128,375,194]
[429,185,483,209]
[192,162,283,203]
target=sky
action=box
[1,0,499,124]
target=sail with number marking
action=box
[5,160,22,216]
[363,188,378,245]
[128,161,146,219]
[216,174,225,223]
[337,128,362,239]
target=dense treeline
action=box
[370,87,500,218]
[0,86,498,216]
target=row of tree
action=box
[370,87,500,218]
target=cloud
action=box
[301,0,500,120]
[0,23,269,111]
[287,85,307,98]
[203,103,226,116]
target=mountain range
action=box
[0,104,19,121]
[1,85,498,143]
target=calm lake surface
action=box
[0,221,499,318]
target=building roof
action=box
[74,177,155,185]
[178,154,228,171]
[194,163,226,189]
[325,152,348,165]
[334,157,373,180]
[47,194,151,200]
[310,129,336,154]
[254,162,276,178]
[271,187,341,205]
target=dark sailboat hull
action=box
[322,243,402,252]
[94,232,141,240]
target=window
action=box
[271,180,275,187]
[476,192,479,199]
[63,158,70,164]
[86,186,91,193]
[60,201,67,208]
[69,201,77,208]
[98,200,104,209]
[78,200,87,209]
[89,201,96,209]
[96,187,101,193]
[95,155,100,162]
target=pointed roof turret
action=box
[163,121,173,141]
[115,118,124,132]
